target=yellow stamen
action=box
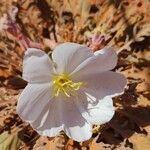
[52,73,83,97]
[92,124,106,134]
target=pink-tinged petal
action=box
[71,47,118,80]
[52,42,93,74]
[80,71,126,99]
[16,83,52,123]
[23,48,53,83]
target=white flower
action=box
[17,43,126,142]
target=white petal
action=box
[34,96,92,141]
[60,98,92,142]
[37,126,63,137]
[71,47,118,80]
[52,42,93,74]
[64,122,92,142]
[16,83,52,123]
[34,98,64,137]
[73,92,115,125]
[81,71,127,99]
[82,96,115,124]
[23,48,53,83]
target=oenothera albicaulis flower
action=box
[17,42,126,142]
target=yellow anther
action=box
[52,74,83,97]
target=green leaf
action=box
[0,131,21,150]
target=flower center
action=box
[52,74,83,97]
